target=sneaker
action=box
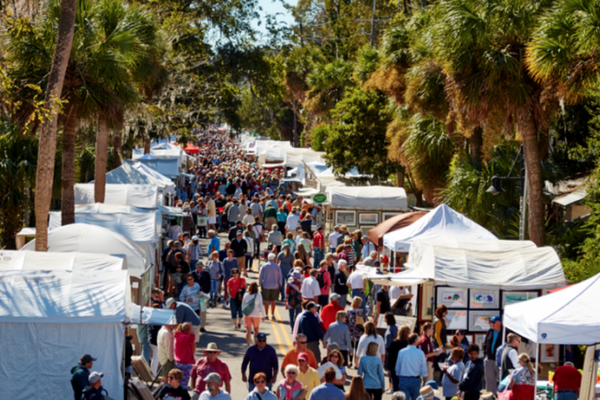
[234,326,239,331]
[222,303,227,309]
[200,328,207,333]
[270,315,276,321]
[237,324,241,329]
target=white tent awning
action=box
[75,183,159,209]
[383,204,497,252]
[0,251,126,272]
[504,273,600,344]
[325,185,408,211]
[131,162,175,194]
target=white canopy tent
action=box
[504,273,600,344]
[106,162,168,193]
[284,150,325,169]
[75,183,160,209]
[125,158,179,179]
[131,162,175,194]
[0,269,130,400]
[361,245,566,290]
[20,224,148,278]
[48,207,159,267]
[132,142,187,166]
[326,185,408,211]
[0,250,126,271]
[383,204,497,252]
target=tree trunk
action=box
[94,116,109,203]
[34,0,77,251]
[144,136,151,154]
[61,103,78,225]
[396,171,405,188]
[521,116,546,246]
[113,130,123,169]
[470,126,483,164]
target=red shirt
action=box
[190,357,232,394]
[417,334,434,362]
[227,277,246,296]
[320,302,344,331]
[553,365,582,392]
[312,232,325,249]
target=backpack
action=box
[242,294,257,316]
[317,270,326,288]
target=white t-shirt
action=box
[301,276,321,299]
[389,286,409,303]
[286,214,300,230]
[328,232,340,249]
[347,271,364,289]
[356,334,386,359]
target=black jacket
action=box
[458,358,484,392]
[192,269,211,293]
[81,386,107,400]
[483,328,503,360]
[333,270,348,295]
[229,225,242,241]
[230,238,247,257]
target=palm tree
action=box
[431,0,556,246]
[304,59,354,117]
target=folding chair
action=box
[130,356,163,397]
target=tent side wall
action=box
[0,321,124,400]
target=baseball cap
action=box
[256,333,267,340]
[165,298,176,309]
[490,316,502,323]
[204,372,222,383]
[381,255,390,263]
[330,293,341,301]
[297,352,309,361]
[306,302,319,310]
[89,372,103,384]
[182,232,190,237]
[236,230,243,235]
[192,235,199,241]
[80,354,97,364]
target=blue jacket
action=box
[458,358,484,392]
[299,312,323,343]
[70,365,89,400]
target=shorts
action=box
[161,359,177,377]
[244,316,261,329]
[208,216,216,224]
[262,288,279,302]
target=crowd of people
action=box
[70,131,583,400]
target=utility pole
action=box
[370,0,376,47]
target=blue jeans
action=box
[338,293,347,308]
[281,269,291,301]
[210,280,219,298]
[189,260,198,274]
[351,289,366,312]
[230,300,242,319]
[288,306,301,328]
[141,338,151,363]
[555,393,578,400]
[313,248,324,268]
[398,376,422,400]
[246,255,254,271]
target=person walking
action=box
[198,373,232,400]
[227,268,246,330]
[223,250,239,306]
[277,244,294,302]
[347,268,366,312]
[166,297,202,342]
[268,224,283,254]
[458,344,484,400]
[259,253,283,320]
[388,325,411,392]
[320,293,343,331]
[375,286,391,322]
[482,315,503,394]
[316,260,332,307]
[174,322,196,389]
[190,343,232,397]
[301,269,321,303]
[263,202,278,232]
[395,333,428,400]
[417,323,442,382]
[323,311,352,365]
[231,229,248,277]
[246,372,279,400]
[242,282,266,347]
[296,353,321,399]
[500,333,522,381]
[81,372,109,400]
[242,333,279,392]
[344,376,371,400]
[285,272,304,333]
[309,367,345,400]
[312,226,325,268]
[298,302,324,361]
[355,322,385,368]
[158,368,191,400]
[158,325,176,384]
[71,354,96,400]
[333,260,349,308]
[282,333,319,375]
[276,365,305,400]
[346,296,367,367]
[180,273,201,316]
[358,342,386,400]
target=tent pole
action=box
[534,343,539,400]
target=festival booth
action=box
[362,240,566,349]
[105,162,169,195]
[323,185,408,234]
[75,183,160,209]
[47,204,160,268]
[0,250,126,272]
[0,269,131,400]
[124,158,179,180]
[20,224,148,279]
[132,142,187,167]
[368,211,428,248]
[130,162,175,194]
[175,142,200,154]
[504,273,600,396]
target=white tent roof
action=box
[49,211,157,243]
[364,245,566,290]
[20,224,148,278]
[133,142,187,166]
[325,185,408,211]
[0,251,126,272]
[75,182,160,209]
[284,150,325,169]
[383,204,497,252]
[131,162,175,194]
[0,269,131,323]
[139,153,156,160]
[125,158,179,179]
[505,273,600,344]
[106,163,168,193]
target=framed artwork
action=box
[465,335,474,344]
[360,226,375,235]
[382,212,400,221]
[436,286,468,308]
[420,281,435,321]
[541,344,559,363]
[359,213,379,225]
[393,316,418,333]
[474,334,486,356]
[470,290,500,309]
[444,310,468,330]
[469,310,498,332]
[335,210,356,226]
[502,292,539,307]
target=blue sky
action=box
[254,0,298,40]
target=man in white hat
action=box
[198,373,232,400]
[81,372,107,400]
[191,343,232,398]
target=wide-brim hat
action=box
[201,342,222,355]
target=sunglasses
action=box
[330,355,339,358]
[297,341,307,344]
[287,371,297,375]
[206,351,218,354]
[255,380,266,384]
[298,360,306,363]
[257,339,266,342]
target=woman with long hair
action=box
[227,268,246,331]
[355,321,385,368]
[357,342,386,400]
[387,325,412,392]
[277,244,294,302]
[346,296,367,367]
[326,349,347,390]
[173,322,195,389]
[344,376,370,400]
[242,282,265,346]
[433,305,448,351]
[509,353,535,390]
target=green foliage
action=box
[310,123,331,151]
[322,86,401,179]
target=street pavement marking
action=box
[274,307,294,351]
[268,316,289,356]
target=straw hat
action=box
[419,386,435,400]
[201,342,222,355]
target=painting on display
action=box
[382,212,400,221]
[444,310,468,330]
[469,290,500,309]
[468,311,498,332]
[474,334,486,356]
[360,226,375,236]
[359,213,379,225]
[541,344,559,363]
[335,210,356,226]
[436,287,468,308]
[420,281,435,321]
[502,292,539,307]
